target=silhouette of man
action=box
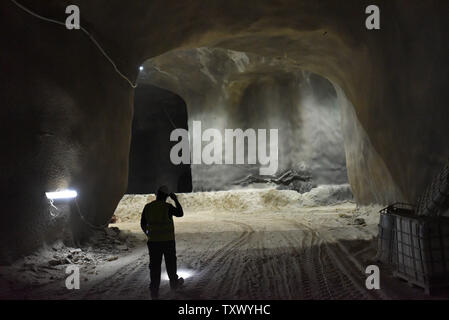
[140,185,184,299]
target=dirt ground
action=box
[0,188,444,300]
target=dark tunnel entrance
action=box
[127,84,192,194]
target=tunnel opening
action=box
[113,55,377,299]
[128,84,192,194]
[134,48,352,203]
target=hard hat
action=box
[157,185,170,195]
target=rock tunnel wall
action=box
[1,0,449,261]
[139,48,348,191]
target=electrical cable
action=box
[48,198,61,217]
[10,0,138,88]
[74,199,109,231]
[47,197,108,230]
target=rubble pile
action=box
[0,226,140,298]
[234,169,316,193]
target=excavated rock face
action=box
[1,1,135,262]
[1,0,448,260]
[139,48,348,191]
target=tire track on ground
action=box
[283,218,385,300]
[76,216,386,300]
[174,220,255,299]
[79,247,149,299]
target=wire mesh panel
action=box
[377,203,415,264]
[377,211,395,264]
[377,203,449,294]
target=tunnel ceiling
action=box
[1,0,449,261]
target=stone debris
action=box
[48,259,64,267]
[353,218,366,226]
[234,169,315,193]
[110,214,118,224]
[0,225,140,297]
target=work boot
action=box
[149,285,159,300]
[170,277,184,290]
[150,289,159,300]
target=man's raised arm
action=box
[169,193,184,217]
[140,206,148,234]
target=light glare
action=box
[161,269,194,280]
[45,189,78,200]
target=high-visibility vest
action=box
[143,200,175,242]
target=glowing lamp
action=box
[45,189,78,200]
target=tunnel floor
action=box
[90,217,380,300]
[0,190,447,300]
[1,190,444,300]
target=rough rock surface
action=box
[234,168,315,194]
[0,225,140,298]
[114,187,354,222]
[140,48,348,190]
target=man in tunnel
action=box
[140,185,184,299]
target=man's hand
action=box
[169,193,178,201]
[169,193,183,217]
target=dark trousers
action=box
[147,240,179,292]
